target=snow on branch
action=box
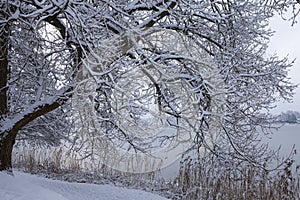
[0,85,73,138]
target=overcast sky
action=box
[268,14,300,114]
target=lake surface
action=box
[160,124,300,180]
[264,124,300,167]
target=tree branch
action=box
[0,85,73,136]
[138,0,177,28]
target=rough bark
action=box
[0,7,11,172]
[0,130,17,172]
[0,9,8,118]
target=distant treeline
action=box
[275,110,300,124]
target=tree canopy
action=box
[0,0,299,172]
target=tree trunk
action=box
[0,130,17,172]
[0,9,8,117]
[0,6,11,172]
[0,6,78,172]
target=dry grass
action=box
[13,145,82,174]
[12,144,165,193]
[173,157,300,200]
[12,145,300,200]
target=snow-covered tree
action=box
[0,0,299,172]
[277,110,300,123]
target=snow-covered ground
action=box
[0,171,169,200]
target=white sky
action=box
[268,14,300,114]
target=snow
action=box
[0,172,168,200]
[0,85,72,136]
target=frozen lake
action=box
[160,124,300,180]
[264,124,300,166]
